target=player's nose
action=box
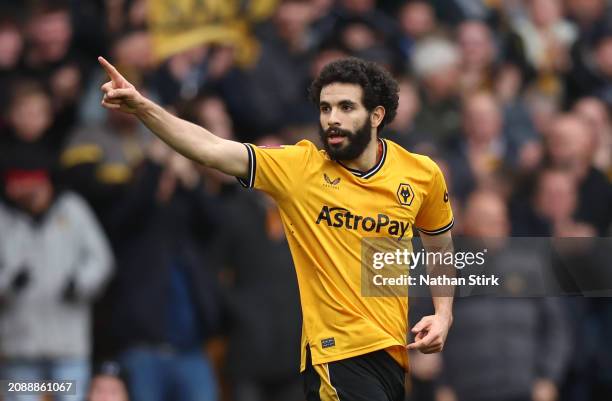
[327,108,341,126]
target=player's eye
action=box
[341,104,353,111]
[320,105,330,113]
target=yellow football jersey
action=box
[237,138,454,372]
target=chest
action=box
[288,168,428,240]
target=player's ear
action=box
[370,106,385,128]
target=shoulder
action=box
[384,139,441,176]
[288,139,320,158]
[251,139,321,162]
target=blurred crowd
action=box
[0,0,611,401]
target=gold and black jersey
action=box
[237,138,454,372]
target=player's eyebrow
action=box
[338,100,357,108]
[320,100,358,107]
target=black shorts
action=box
[302,348,405,401]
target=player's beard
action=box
[319,119,373,162]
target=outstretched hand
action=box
[98,56,144,114]
[407,314,452,354]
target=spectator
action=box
[510,0,577,93]
[436,190,571,401]
[60,108,149,228]
[566,25,612,105]
[334,0,398,39]
[211,169,303,401]
[411,37,462,145]
[511,168,584,236]
[0,145,113,401]
[545,114,612,234]
[395,1,437,63]
[218,0,317,140]
[446,92,515,200]
[382,77,426,151]
[572,97,612,177]
[564,0,612,104]
[151,43,237,106]
[0,14,24,113]
[62,110,224,401]
[23,0,85,132]
[456,20,498,94]
[1,79,68,153]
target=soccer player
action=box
[99,56,454,401]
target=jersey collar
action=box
[336,138,387,179]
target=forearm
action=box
[432,294,453,321]
[136,97,222,166]
[422,232,455,320]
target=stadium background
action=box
[0,0,611,400]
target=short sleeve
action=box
[236,140,315,200]
[415,161,454,235]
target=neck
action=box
[341,135,380,172]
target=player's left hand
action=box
[407,314,452,354]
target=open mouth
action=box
[327,129,347,145]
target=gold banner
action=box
[148,0,277,65]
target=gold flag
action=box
[148,0,278,66]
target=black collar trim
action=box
[336,138,387,179]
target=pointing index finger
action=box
[98,56,125,86]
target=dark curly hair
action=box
[309,57,399,132]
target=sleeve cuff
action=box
[418,218,454,235]
[236,143,256,189]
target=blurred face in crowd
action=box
[423,68,460,101]
[388,79,420,131]
[318,83,375,160]
[274,0,314,44]
[311,49,348,78]
[462,93,503,143]
[399,2,435,39]
[8,90,53,142]
[27,8,72,62]
[463,191,510,237]
[525,90,560,134]
[194,97,234,141]
[573,97,610,138]
[566,0,605,25]
[534,170,577,223]
[340,0,376,14]
[595,37,612,78]
[529,0,562,28]
[112,31,154,72]
[458,21,495,70]
[0,23,23,69]
[547,115,594,168]
[341,23,379,52]
[88,375,129,401]
[3,172,54,216]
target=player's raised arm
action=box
[98,56,248,178]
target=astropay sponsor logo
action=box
[315,205,410,240]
